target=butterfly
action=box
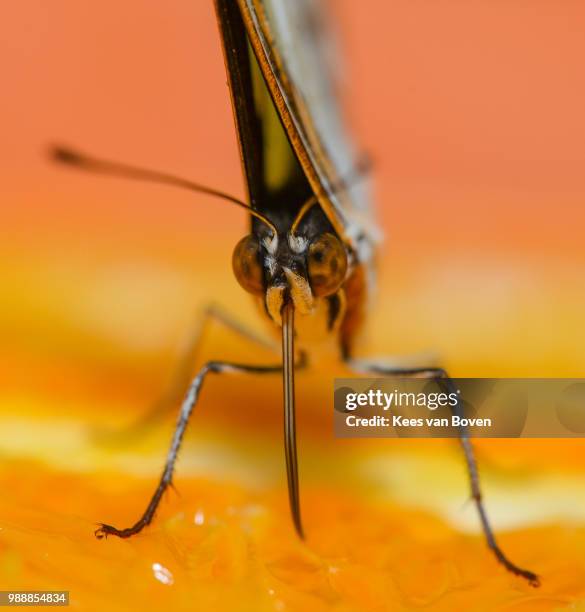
[51,0,538,587]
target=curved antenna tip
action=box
[48,144,82,165]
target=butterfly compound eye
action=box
[307,233,347,297]
[232,235,264,295]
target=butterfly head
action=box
[232,226,348,325]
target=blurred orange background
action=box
[2,1,585,610]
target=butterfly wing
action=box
[215,0,377,253]
[215,0,312,234]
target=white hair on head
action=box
[288,233,308,254]
[262,234,278,255]
[264,255,278,276]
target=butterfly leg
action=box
[344,357,540,587]
[95,355,297,539]
[96,303,279,443]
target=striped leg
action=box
[96,303,279,443]
[95,358,284,539]
[345,358,539,587]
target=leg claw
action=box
[94,523,119,539]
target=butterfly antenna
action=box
[290,154,373,235]
[49,144,278,235]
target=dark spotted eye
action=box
[307,233,347,297]
[232,235,264,295]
